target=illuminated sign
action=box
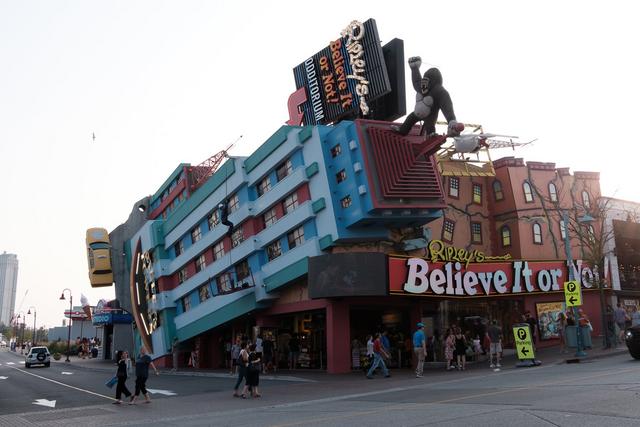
[292,19,391,125]
[389,256,597,297]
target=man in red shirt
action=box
[366,333,390,379]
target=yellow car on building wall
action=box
[86,227,113,287]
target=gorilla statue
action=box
[391,57,460,137]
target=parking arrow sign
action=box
[513,325,535,360]
[564,280,582,307]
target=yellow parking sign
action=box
[564,280,582,307]
[512,325,535,360]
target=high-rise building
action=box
[0,252,19,326]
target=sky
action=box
[1,1,639,329]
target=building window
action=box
[191,226,202,244]
[283,193,299,214]
[336,169,347,183]
[549,182,558,202]
[195,254,206,273]
[472,183,482,204]
[182,295,191,312]
[449,177,459,198]
[341,195,352,208]
[582,190,591,209]
[587,224,595,243]
[493,180,504,201]
[471,222,482,244]
[213,241,225,261]
[178,268,188,284]
[217,273,232,294]
[267,240,282,261]
[533,223,543,244]
[501,226,511,247]
[231,227,244,247]
[228,194,239,213]
[263,207,277,227]
[198,284,211,302]
[174,240,184,257]
[442,219,455,242]
[560,219,567,240]
[257,177,271,197]
[235,259,250,281]
[276,158,293,182]
[287,226,305,249]
[331,144,342,157]
[208,210,219,229]
[523,181,534,203]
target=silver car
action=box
[25,346,51,368]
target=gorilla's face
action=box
[420,77,430,95]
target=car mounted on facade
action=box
[86,227,114,287]
[625,325,640,359]
[25,346,51,368]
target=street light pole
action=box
[60,289,73,363]
[562,210,587,357]
[28,306,37,346]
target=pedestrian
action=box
[487,320,502,368]
[631,306,640,327]
[444,328,455,370]
[413,322,426,378]
[230,336,241,375]
[262,335,274,374]
[605,305,616,348]
[255,334,263,372]
[381,330,391,361]
[366,334,374,370]
[366,333,390,379]
[129,347,159,405]
[233,341,249,397]
[525,312,538,346]
[288,333,300,370]
[454,328,467,371]
[556,311,568,353]
[614,302,628,342]
[171,337,179,372]
[241,344,262,398]
[113,351,132,404]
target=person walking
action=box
[288,334,300,370]
[454,328,467,371]
[631,305,640,327]
[487,320,502,368]
[129,347,159,405]
[366,334,374,371]
[241,344,262,398]
[556,311,568,353]
[444,328,455,370]
[113,351,132,404]
[413,322,426,378]
[366,333,390,379]
[614,303,628,344]
[233,341,249,397]
[262,335,274,374]
[230,336,242,375]
[171,337,179,372]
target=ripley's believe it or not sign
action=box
[293,19,391,125]
[389,240,599,297]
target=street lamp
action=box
[27,306,37,346]
[16,311,26,354]
[60,289,73,362]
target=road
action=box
[1,348,639,426]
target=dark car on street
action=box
[625,325,640,359]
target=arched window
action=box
[501,226,511,247]
[559,219,567,240]
[523,181,534,203]
[548,182,558,202]
[582,191,591,209]
[493,180,504,201]
[533,223,543,244]
[587,224,595,243]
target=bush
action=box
[53,353,61,360]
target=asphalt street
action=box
[1,348,639,426]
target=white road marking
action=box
[147,388,177,396]
[33,399,56,408]
[0,376,8,379]
[6,365,114,401]
[6,362,15,365]
[61,372,73,375]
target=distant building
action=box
[0,252,19,326]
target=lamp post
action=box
[17,312,26,354]
[60,289,73,362]
[27,306,37,346]
[562,211,587,357]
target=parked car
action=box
[625,325,640,359]
[25,346,51,368]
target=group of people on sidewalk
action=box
[112,347,159,405]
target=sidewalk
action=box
[40,342,630,382]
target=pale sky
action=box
[1,1,639,329]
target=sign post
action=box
[512,324,539,367]
[564,280,582,307]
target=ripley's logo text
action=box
[428,239,512,268]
